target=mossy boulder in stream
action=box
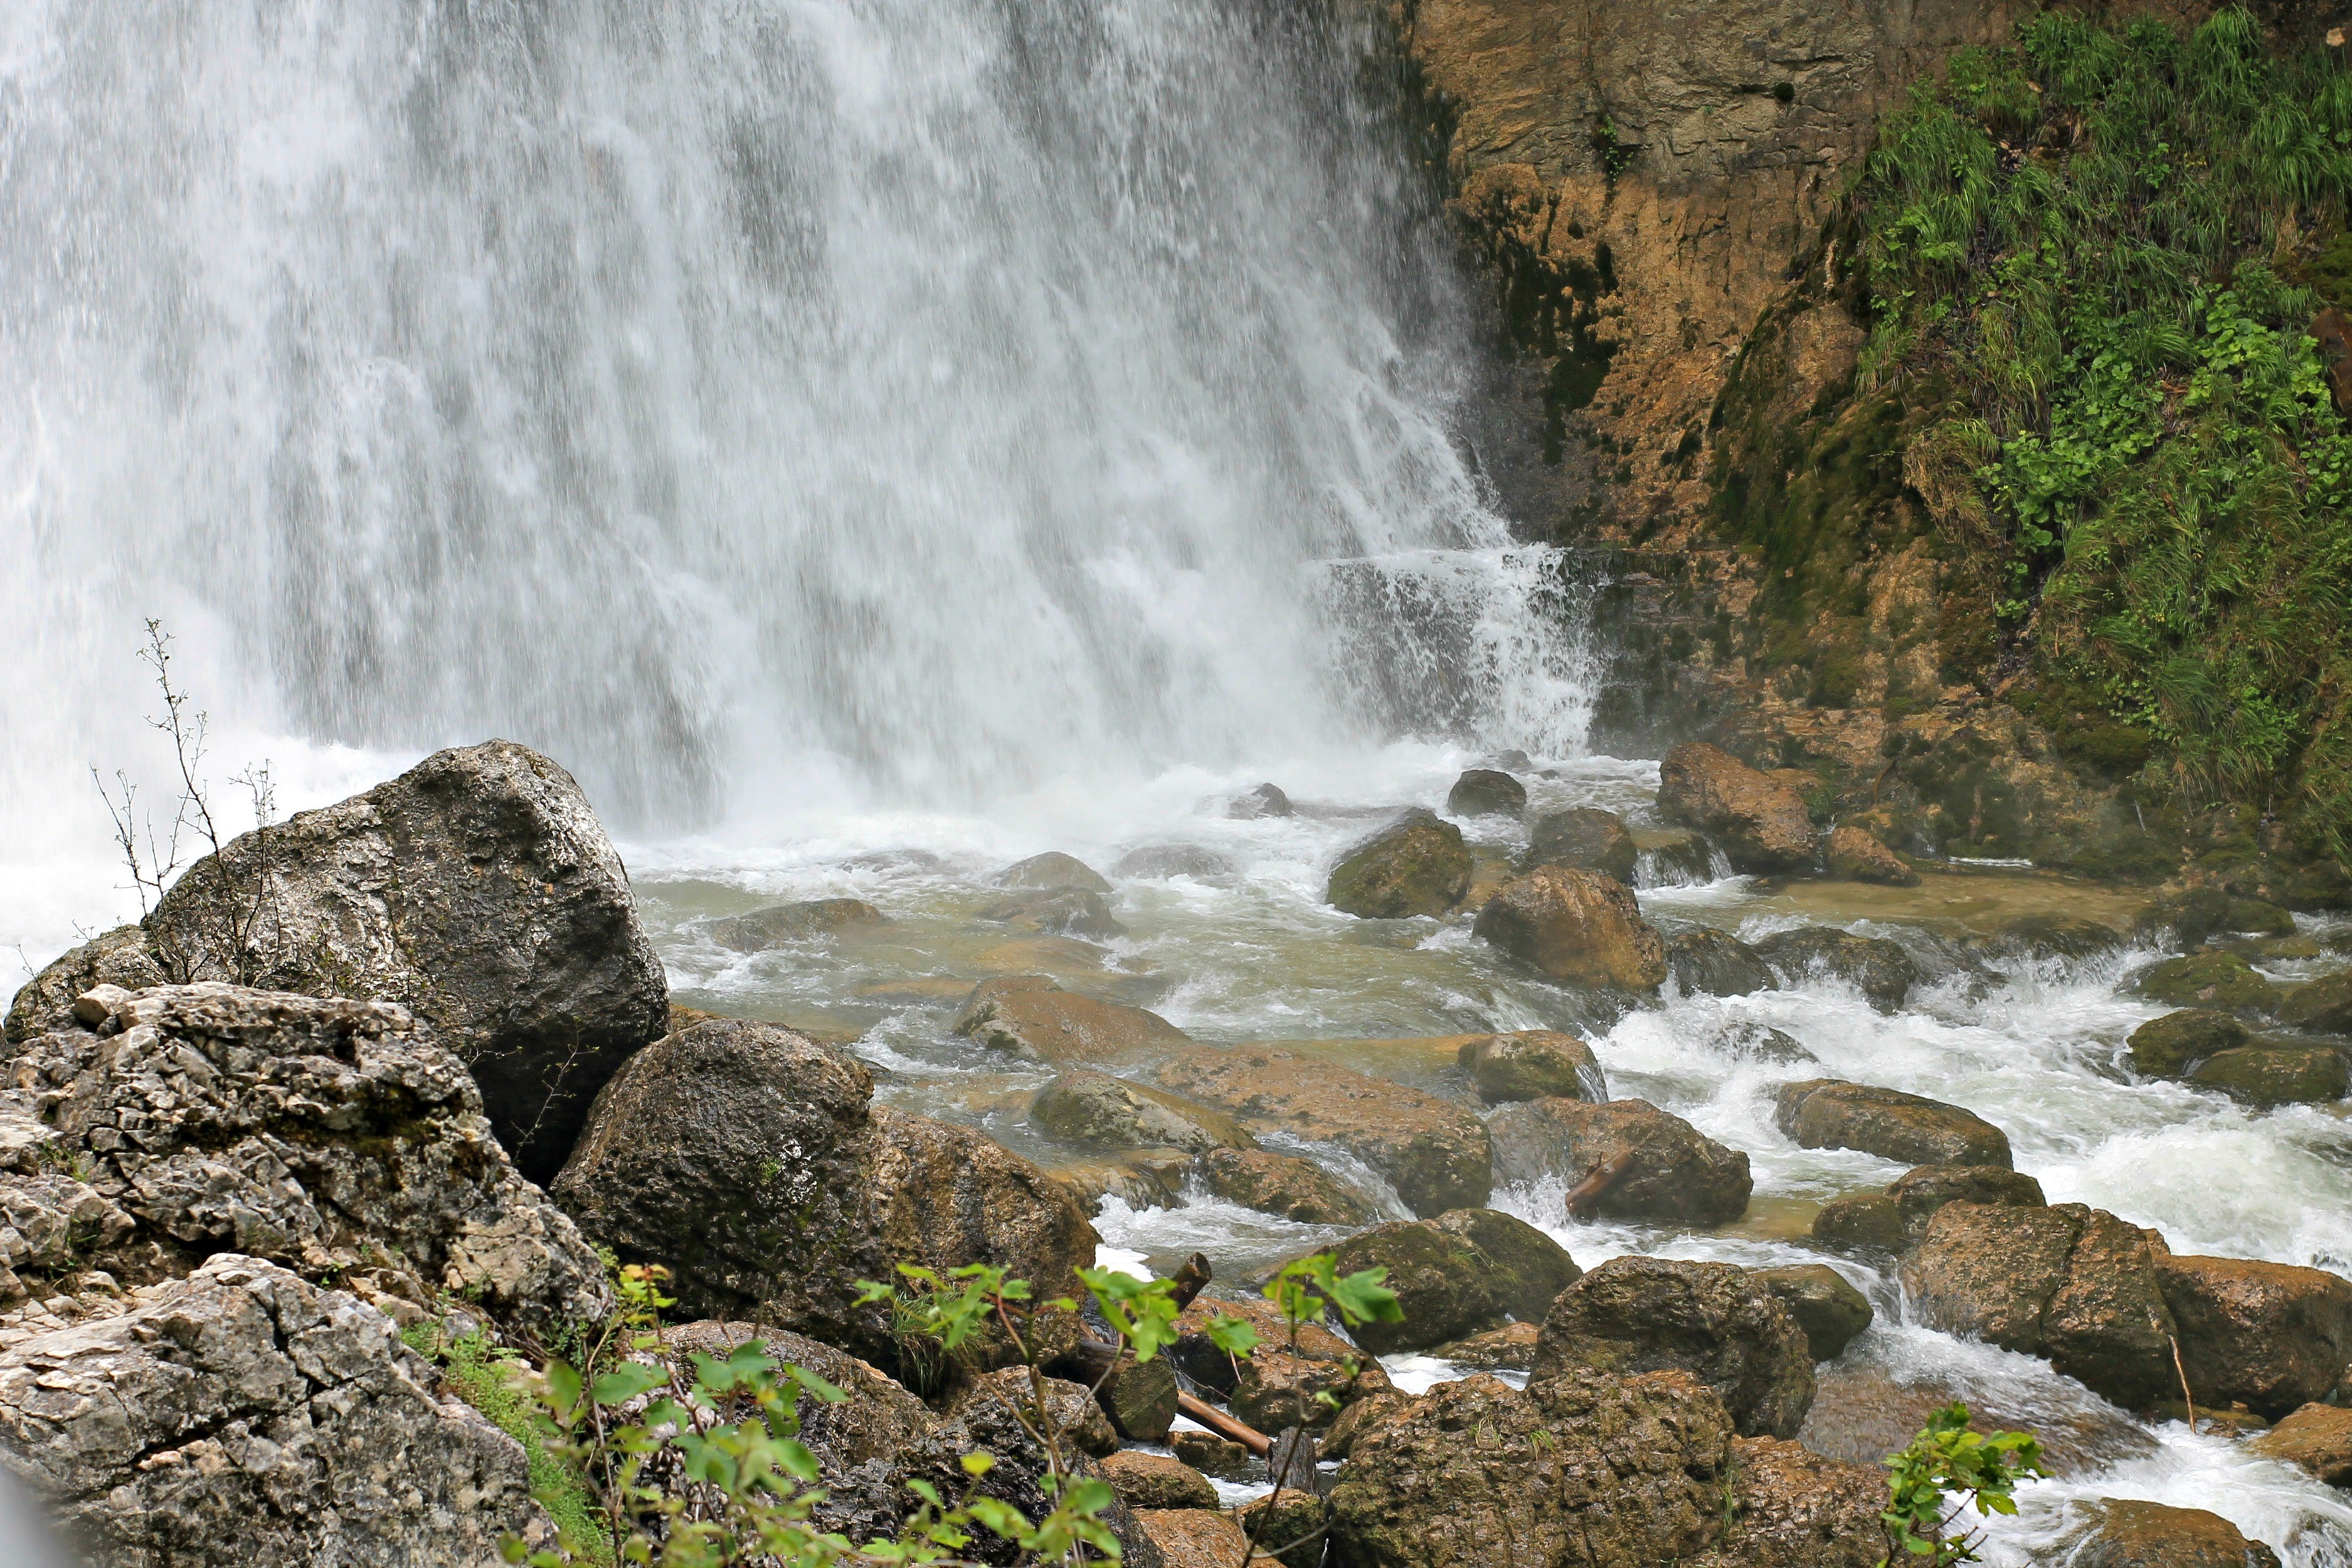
[1521,807,1637,881]
[1030,1070,1255,1154]
[2127,1009,2251,1077]
[1445,767,1526,818]
[2129,952,2281,1014]
[2278,971,2352,1034]
[1824,825,1918,886]
[709,898,888,951]
[2157,1253,2352,1417]
[951,976,1187,1065]
[2188,1046,2348,1107]
[2060,1501,2283,1568]
[1457,1029,1606,1104]
[1810,1163,2047,1253]
[1302,1209,1579,1355]
[1192,1147,1372,1225]
[1752,928,1918,1012]
[1325,809,1472,918]
[1665,927,1778,997]
[1749,1265,1874,1362]
[1472,866,1667,990]
[992,851,1111,893]
[1487,1097,1752,1225]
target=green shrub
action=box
[403,1320,608,1563]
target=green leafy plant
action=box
[403,1318,608,1562]
[1878,1403,2047,1567]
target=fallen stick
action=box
[1176,1391,1272,1457]
[1167,1252,1212,1312]
[1565,1150,1636,1222]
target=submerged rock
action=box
[1825,825,1917,886]
[1666,926,1779,997]
[1325,809,1472,919]
[1446,768,1527,819]
[1658,742,1816,875]
[978,886,1127,939]
[1227,783,1294,819]
[1521,806,1637,882]
[7,741,669,1185]
[2128,1009,2251,1077]
[1774,1080,2012,1168]
[2129,952,2280,1014]
[2061,1500,2283,1568]
[1487,1097,1752,1226]
[993,851,1112,893]
[951,976,1187,1065]
[1153,1047,1491,1216]
[1192,1147,1372,1225]
[1752,927,1918,1012]
[708,898,887,951]
[1457,1029,1606,1104]
[1474,866,1668,990]
[1111,844,1236,881]
[1535,1255,1815,1438]
[1030,1070,1255,1154]
[1306,1209,1579,1355]
[1750,1264,1874,1362]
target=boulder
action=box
[1031,1070,1255,1154]
[1535,1256,1815,1438]
[1750,1264,1874,1362]
[2139,888,2297,950]
[994,852,1112,893]
[1721,1022,1816,1064]
[2156,1253,2352,1417]
[1900,1202,2181,1410]
[978,887,1126,939]
[552,1019,1096,1374]
[1325,810,1472,919]
[1638,826,1717,883]
[1825,825,1917,886]
[1658,743,1816,875]
[1430,1320,1543,1370]
[1048,1153,1188,1216]
[1232,1342,1391,1434]
[1092,1357,1179,1443]
[2249,1402,2352,1486]
[668,1319,941,1468]
[1488,1097,1753,1226]
[0,1255,536,1568]
[2280,971,2352,1035]
[1446,768,1526,819]
[944,1367,1117,1459]
[1666,927,1779,997]
[1111,845,1236,881]
[1318,1387,1416,1460]
[2130,953,2280,1014]
[707,898,887,951]
[1774,1081,2012,1168]
[1306,1209,1579,1354]
[1684,1436,1884,1568]
[1192,1147,1373,1225]
[1982,913,2127,962]
[1325,1368,1738,1567]
[1521,807,1637,882]
[6,741,668,1184]
[1472,867,1667,990]
[1170,1430,1254,1479]
[1097,1452,1217,1511]
[1167,1297,1365,1402]
[1136,1508,1249,1568]
[1153,1048,1491,1216]
[2061,1500,2283,1568]
[1751,928,1918,1012]
[3,984,608,1326]
[1864,1165,2046,1248]
[2188,1046,2348,1107]
[1227,783,1294,819]
[951,977,1188,1065]
[2129,1010,2251,1077]
[1238,1489,1326,1568]
[1456,1030,1606,1104]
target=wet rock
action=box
[1901,1203,2181,1411]
[1723,1022,1816,1064]
[2157,1253,2352,1418]
[2129,1010,2251,1078]
[1111,845,1236,881]
[952,977,1188,1065]
[1153,1048,1491,1216]
[945,1367,1118,1458]
[1232,1343,1389,1433]
[1685,1436,1883,1568]
[2130,953,2280,1015]
[1668,928,1779,996]
[1446,768,1526,819]
[1325,810,1472,919]
[1192,1147,1372,1225]
[1239,1489,1326,1568]
[1774,1081,2012,1168]
[1430,1320,1543,1369]
[2139,889,2297,951]
[1228,783,1294,819]
[1825,825,1918,887]
[554,1017,1095,1375]
[1136,1508,1248,1567]
[1048,1150,1189,1216]
[1659,743,1817,875]
[6,741,670,1185]
[2278,971,2352,1035]
[1640,827,1718,883]
[1751,1264,1874,1362]
[1808,1192,1906,1249]
[708,898,887,951]
[2188,1046,2348,1107]
[0,1255,536,1567]
[1880,1165,2046,1238]
[1324,1368,1738,1567]
[1031,1070,1255,1154]
[1170,1430,1254,1479]
[1983,913,2129,962]
[1752,927,1918,1012]
[994,851,1111,894]
[1319,1387,1415,1460]
[1308,1209,1579,1354]
[1522,806,1638,882]
[1094,1356,1179,1443]
[979,887,1126,939]
[2062,1500,2283,1568]
[1472,867,1668,990]
[1488,1097,1753,1226]
[1536,1256,1815,1438]
[2249,1402,2352,1486]
[1457,1029,1606,1104]
[667,1319,941,1469]
[1098,1452,1216,1511]
[1168,1297,1364,1401]
[8,984,608,1327]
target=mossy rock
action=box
[2128,952,2281,1014]
[2127,1009,2250,1077]
[2188,1046,2348,1108]
[2278,971,2352,1036]
[1326,810,1472,919]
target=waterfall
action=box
[0,0,1589,944]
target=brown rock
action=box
[1168,1297,1362,1400]
[1134,1508,1249,1568]
[2063,1500,2283,1568]
[1825,825,1918,886]
[1456,1029,1606,1104]
[1309,1208,1580,1355]
[1192,1147,1373,1226]
[1667,926,1779,997]
[1171,1429,1254,1479]
[2156,1254,2352,1418]
[1325,810,1472,919]
[943,1369,1117,1458]
[1685,1436,1885,1568]
[1320,1387,1416,1460]
[1153,1048,1491,1216]
[1488,1097,1752,1225]
[1239,1489,1327,1568]
[1430,1320,1543,1369]
[1231,1344,1389,1434]
[1774,1080,2011,1168]
[1472,867,1667,990]
[1659,743,1816,874]
[1822,1164,2047,1252]
[1094,1356,1180,1443]
[1522,807,1638,882]
[708,898,887,951]
[1031,1070,1255,1154]
[1098,1452,1218,1511]
[952,977,1188,1065]
[1749,1264,1874,1362]
[1535,1256,1815,1438]
[994,851,1111,893]
[2249,1402,2352,1486]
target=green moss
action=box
[403,1321,607,1561]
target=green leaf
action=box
[541,1360,582,1416]
[591,1361,668,1407]
[1204,1312,1261,1358]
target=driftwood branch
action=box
[1565,1150,1637,1222]
[1176,1391,1272,1457]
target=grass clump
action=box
[403,1318,609,1563]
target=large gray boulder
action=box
[6,741,668,1183]
[0,1254,537,1568]
[1,985,607,1328]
